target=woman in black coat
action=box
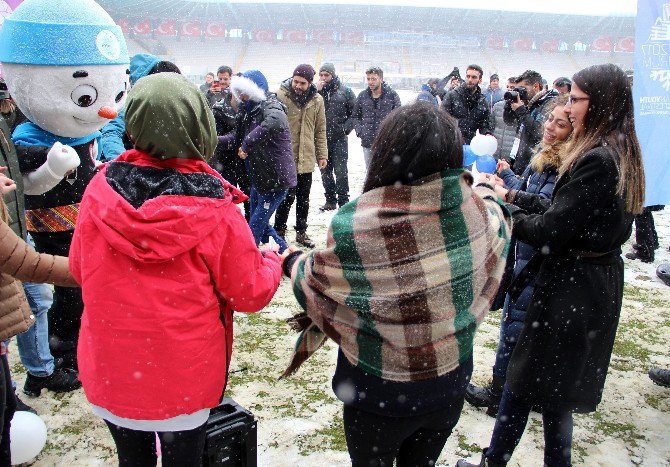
[458,64,646,467]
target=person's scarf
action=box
[282,169,511,381]
[12,121,99,147]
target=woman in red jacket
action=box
[70,73,283,466]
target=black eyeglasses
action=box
[567,95,590,105]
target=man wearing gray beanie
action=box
[316,63,356,210]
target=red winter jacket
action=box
[70,150,282,420]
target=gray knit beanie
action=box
[319,62,336,78]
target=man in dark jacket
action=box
[205,65,233,108]
[503,70,558,175]
[441,64,491,144]
[211,78,251,220]
[220,70,297,252]
[316,63,355,211]
[353,66,402,169]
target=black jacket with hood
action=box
[353,83,402,148]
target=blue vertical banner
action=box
[633,0,670,206]
[635,1,670,206]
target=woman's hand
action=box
[494,184,509,202]
[238,147,248,160]
[0,168,16,195]
[496,159,510,173]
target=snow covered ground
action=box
[10,90,670,466]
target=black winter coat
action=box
[353,83,401,148]
[221,94,296,194]
[503,89,558,175]
[318,78,356,142]
[441,84,491,144]
[212,93,237,169]
[506,146,633,413]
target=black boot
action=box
[649,368,670,387]
[295,230,315,248]
[465,376,505,418]
[15,393,37,414]
[23,368,82,397]
[456,449,506,467]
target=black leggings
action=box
[105,420,207,467]
[0,355,15,467]
[343,400,464,467]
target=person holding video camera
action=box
[503,70,558,175]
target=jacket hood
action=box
[85,150,240,263]
[129,53,161,86]
[230,74,267,103]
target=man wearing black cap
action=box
[275,64,328,248]
[316,62,355,211]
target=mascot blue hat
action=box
[0,0,129,66]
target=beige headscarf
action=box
[124,73,217,161]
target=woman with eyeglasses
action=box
[458,63,645,467]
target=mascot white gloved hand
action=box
[0,0,129,194]
[0,0,130,373]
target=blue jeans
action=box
[486,385,573,466]
[248,187,288,253]
[492,295,524,379]
[321,138,349,206]
[16,280,55,377]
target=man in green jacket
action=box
[275,64,328,248]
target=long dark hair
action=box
[363,101,463,193]
[561,64,644,214]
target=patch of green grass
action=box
[644,392,670,412]
[298,413,347,455]
[592,412,645,448]
[612,337,649,363]
[456,433,480,453]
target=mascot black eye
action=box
[115,82,127,103]
[71,84,98,107]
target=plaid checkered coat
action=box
[283,169,511,381]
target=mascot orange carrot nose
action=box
[98,106,118,119]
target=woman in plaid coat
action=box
[281,101,512,466]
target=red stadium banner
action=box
[513,38,532,51]
[134,18,152,36]
[341,31,364,44]
[181,21,201,37]
[116,18,130,34]
[591,36,613,52]
[313,29,335,43]
[542,39,559,53]
[615,36,635,53]
[155,19,176,36]
[205,22,226,37]
[253,29,274,42]
[486,36,504,50]
[284,29,307,43]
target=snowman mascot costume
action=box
[0,0,129,369]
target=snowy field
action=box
[9,90,670,466]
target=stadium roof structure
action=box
[97,1,635,38]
